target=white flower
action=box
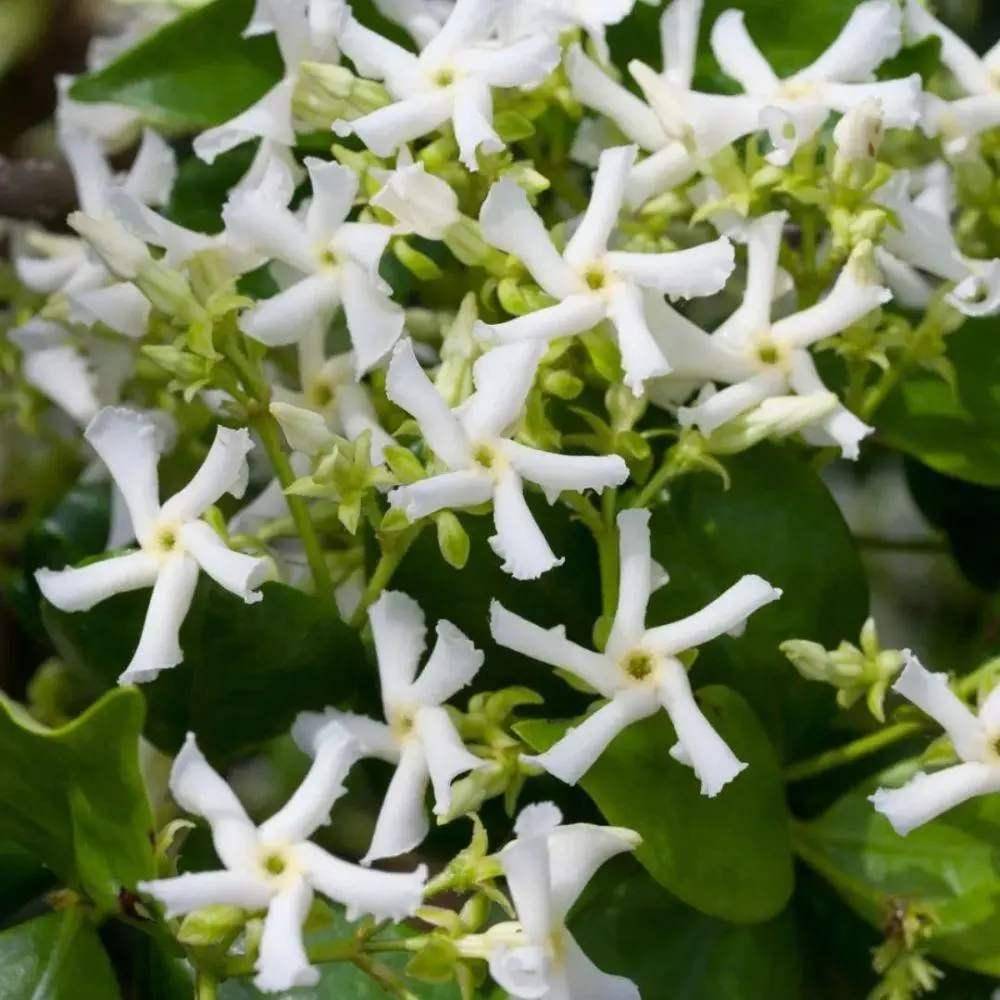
[500,0,637,65]
[566,0,763,207]
[194,0,345,164]
[710,0,921,165]
[223,156,404,375]
[875,169,1000,317]
[370,151,460,240]
[386,338,628,580]
[35,407,270,685]
[832,97,885,163]
[473,145,735,394]
[491,509,781,795]
[269,324,394,463]
[335,0,560,170]
[371,0,452,47]
[478,802,640,1000]
[652,212,887,460]
[870,654,1000,835]
[294,590,485,864]
[139,725,426,993]
[904,0,1000,154]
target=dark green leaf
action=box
[43,579,369,762]
[0,688,154,912]
[647,445,869,759]
[571,857,803,999]
[69,0,283,130]
[517,685,793,923]
[878,319,1000,487]
[0,912,120,1000]
[795,762,1000,976]
[877,36,943,86]
[166,144,259,234]
[0,842,54,922]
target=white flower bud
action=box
[371,161,460,241]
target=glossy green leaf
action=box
[0,688,154,912]
[0,842,54,921]
[795,761,1000,976]
[571,857,803,999]
[42,579,369,762]
[518,685,794,923]
[0,911,120,1000]
[878,319,1000,487]
[69,0,282,130]
[647,445,869,759]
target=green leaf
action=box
[795,763,1000,976]
[0,689,154,912]
[69,0,283,130]
[570,857,803,999]
[517,685,793,923]
[42,579,369,762]
[878,319,1000,487]
[0,842,54,921]
[0,911,121,1000]
[392,500,601,710]
[647,445,869,759]
[166,145,259,234]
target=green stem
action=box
[853,534,947,554]
[349,526,421,629]
[860,363,907,422]
[783,720,926,783]
[633,449,684,509]
[252,411,335,602]
[196,969,219,1000]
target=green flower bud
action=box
[436,511,470,569]
[393,238,444,281]
[178,904,247,947]
[294,62,389,130]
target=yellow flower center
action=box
[308,380,335,408]
[623,650,654,681]
[584,264,608,291]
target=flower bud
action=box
[270,401,337,455]
[372,162,460,241]
[294,62,389,130]
[436,510,470,569]
[178,904,247,947]
[705,393,838,454]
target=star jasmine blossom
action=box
[294,590,485,863]
[223,156,404,374]
[871,654,1000,835]
[651,212,888,459]
[334,0,561,170]
[35,407,270,684]
[474,144,736,394]
[386,338,629,579]
[469,802,641,1000]
[491,509,781,795]
[139,725,427,992]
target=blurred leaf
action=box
[878,320,1000,487]
[166,144,258,233]
[795,761,1000,976]
[877,35,943,85]
[647,445,869,759]
[904,457,1000,591]
[0,841,54,921]
[517,686,794,923]
[69,0,282,130]
[0,688,153,913]
[0,0,54,79]
[42,579,369,762]
[571,857,803,999]
[0,911,120,1000]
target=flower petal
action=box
[416,704,484,814]
[340,92,454,159]
[524,688,659,786]
[479,179,584,299]
[498,812,555,940]
[118,554,200,685]
[564,932,641,1000]
[547,824,641,921]
[85,407,163,538]
[240,273,341,348]
[36,551,159,613]
[660,0,702,88]
[386,338,470,468]
[338,16,421,84]
[304,158,358,245]
[502,441,629,505]
[179,521,267,603]
[300,842,427,921]
[452,78,504,172]
[709,10,779,94]
[624,142,699,209]
[409,620,485,707]
[389,470,494,520]
[361,741,431,865]
[464,35,560,89]
[458,341,546,442]
[490,599,617,697]
[870,762,1000,836]
[720,211,785,340]
[121,128,177,207]
[139,871,272,918]
[338,260,405,375]
[821,77,922,129]
[475,296,606,345]
[788,352,872,460]
[294,709,399,762]
[369,590,427,706]
[678,371,787,434]
[489,470,564,580]
[160,425,253,522]
[606,236,735,298]
[336,384,396,464]
[67,281,150,339]
[606,509,653,658]
[795,0,902,84]
[657,658,746,797]
[904,0,990,96]
[167,731,259,869]
[564,144,636,269]
[254,878,318,993]
[645,575,782,655]
[605,281,671,393]
[22,345,100,428]
[223,184,313,272]
[194,78,296,164]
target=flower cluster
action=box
[5,0,1000,995]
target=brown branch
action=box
[0,155,76,227]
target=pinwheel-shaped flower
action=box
[335,0,560,169]
[480,802,640,1000]
[139,724,427,993]
[875,169,1000,317]
[709,0,921,165]
[223,157,404,375]
[871,655,1000,836]
[491,509,781,795]
[35,408,270,684]
[904,0,1000,154]
[294,591,485,864]
[387,338,628,580]
[653,212,888,459]
[474,145,735,394]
